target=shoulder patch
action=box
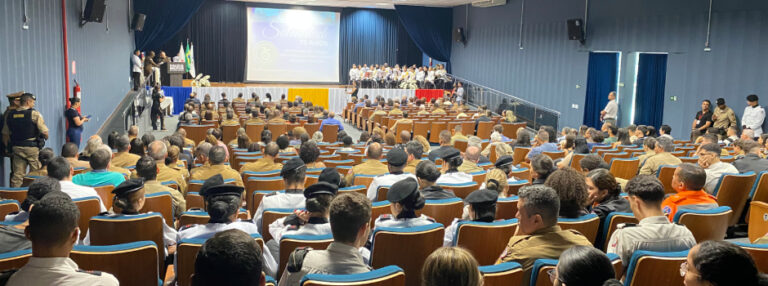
[76,269,102,276]
[425,216,436,223]
[378,214,393,221]
[662,206,672,215]
[179,224,197,231]
[286,247,313,273]
[287,225,300,231]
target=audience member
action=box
[253,158,308,233]
[551,246,617,286]
[734,140,768,174]
[299,141,326,169]
[374,177,433,228]
[450,125,468,145]
[638,137,681,176]
[47,157,107,212]
[240,142,282,173]
[530,154,555,185]
[366,148,416,200]
[61,142,90,169]
[422,247,482,286]
[458,146,484,173]
[661,163,718,220]
[436,149,473,184]
[697,143,738,194]
[2,176,61,225]
[585,169,630,222]
[136,156,186,217]
[428,130,459,162]
[72,147,125,187]
[443,188,497,246]
[192,229,265,286]
[189,145,244,187]
[544,168,588,218]
[682,240,768,286]
[146,140,187,193]
[527,130,558,160]
[111,135,141,168]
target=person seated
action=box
[72,147,126,187]
[189,146,244,187]
[661,163,719,220]
[6,192,119,285]
[481,133,511,158]
[240,142,283,174]
[192,229,266,286]
[557,135,585,170]
[495,185,591,285]
[402,140,423,174]
[682,240,768,286]
[734,140,768,174]
[526,130,559,160]
[25,148,53,177]
[530,154,555,185]
[467,136,492,164]
[723,126,740,146]
[450,125,468,146]
[494,155,523,183]
[136,156,186,218]
[300,141,326,169]
[344,143,388,186]
[374,177,434,228]
[366,148,416,201]
[428,130,460,162]
[178,174,258,240]
[550,246,620,286]
[1,177,60,250]
[638,137,682,176]
[276,135,296,154]
[544,168,589,218]
[603,125,619,144]
[586,129,607,151]
[697,143,738,194]
[279,192,373,285]
[585,169,630,222]
[111,135,141,168]
[443,188,497,246]
[319,112,344,132]
[436,150,473,185]
[416,160,456,200]
[607,175,695,265]
[698,134,730,156]
[635,137,657,168]
[61,142,91,169]
[421,247,482,286]
[253,158,308,234]
[478,168,509,197]
[457,146,484,173]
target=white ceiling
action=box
[234,0,474,9]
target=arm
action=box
[728,109,737,128]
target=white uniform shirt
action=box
[7,257,119,286]
[456,87,465,102]
[131,54,142,73]
[435,171,473,185]
[416,71,425,81]
[60,180,107,212]
[603,100,618,120]
[743,105,766,136]
[264,219,332,277]
[607,216,696,264]
[703,161,739,194]
[443,218,462,246]
[373,214,434,229]
[349,68,359,81]
[177,221,260,241]
[253,191,306,233]
[366,173,417,201]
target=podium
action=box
[162,62,185,86]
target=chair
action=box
[267,123,287,136]
[338,185,366,196]
[542,151,565,161]
[512,147,530,165]
[395,122,414,144]
[374,185,391,202]
[246,176,285,194]
[712,172,757,226]
[299,265,405,286]
[568,153,588,170]
[176,234,265,286]
[73,197,103,240]
[454,219,518,265]
[278,234,334,278]
[509,168,531,183]
[140,192,174,227]
[624,250,688,286]
[88,213,166,278]
[609,158,640,180]
[413,121,429,140]
[591,145,613,153]
[92,184,115,211]
[0,200,19,221]
[0,248,31,272]
[438,182,478,199]
[500,122,519,140]
[529,258,557,286]
[600,212,637,250]
[656,165,678,194]
[321,124,339,143]
[470,171,486,186]
[245,123,266,142]
[596,148,619,158]
[454,140,468,152]
[603,152,630,163]
[221,124,241,144]
[750,170,768,202]
[178,210,249,228]
[478,262,523,286]
[370,224,444,286]
[304,123,320,137]
[181,124,214,144]
[679,156,699,164]
[250,190,284,215]
[749,201,768,242]
[0,187,27,203]
[185,192,204,210]
[417,198,464,226]
[673,206,732,243]
[428,122,447,144]
[557,214,601,244]
[370,201,391,229]
[506,180,528,196]
[262,208,295,242]
[325,159,355,169]
[733,242,768,274]
[496,196,519,219]
[21,176,40,187]
[476,121,494,139]
[70,241,159,286]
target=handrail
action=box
[448,73,561,115]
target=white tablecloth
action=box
[191,87,289,103]
[328,88,414,114]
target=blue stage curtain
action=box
[162,86,192,115]
[583,52,619,128]
[634,54,668,129]
[394,5,452,71]
[339,8,401,84]
[133,0,206,51]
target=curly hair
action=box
[544,167,588,218]
[299,141,321,164]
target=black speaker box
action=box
[132,13,146,31]
[83,0,106,23]
[567,19,584,43]
[454,27,466,43]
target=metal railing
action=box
[449,74,560,131]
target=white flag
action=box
[176,43,185,63]
[188,43,196,77]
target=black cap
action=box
[716,98,725,105]
[495,156,514,168]
[465,188,499,205]
[199,174,224,195]
[281,157,306,177]
[386,177,419,202]
[747,94,759,102]
[200,174,243,197]
[318,167,341,186]
[441,149,461,161]
[386,148,408,167]
[112,178,145,197]
[304,182,339,198]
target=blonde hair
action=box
[82,136,104,157]
[167,145,180,163]
[485,168,509,196]
[293,127,307,138]
[422,247,482,286]
[415,135,430,153]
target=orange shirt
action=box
[661,190,718,221]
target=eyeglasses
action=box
[548,269,557,283]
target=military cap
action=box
[441,149,461,161]
[495,156,515,168]
[304,182,338,198]
[112,178,144,197]
[465,188,499,205]
[386,177,418,203]
[199,174,243,197]
[281,157,306,176]
[386,148,408,167]
[318,167,341,186]
[6,91,23,99]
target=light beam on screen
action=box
[246,7,341,83]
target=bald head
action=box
[367,142,383,159]
[148,141,168,161]
[465,146,480,163]
[265,142,279,157]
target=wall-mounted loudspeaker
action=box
[83,0,106,23]
[567,19,585,44]
[454,27,466,44]
[132,13,146,31]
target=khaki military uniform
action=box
[607,216,696,264]
[67,157,91,169]
[450,132,468,146]
[3,106,48,187]
[417,110,430,115]
[636,150,656,169]
[431,108,447,115]
[111,152,141,168]
[391,118,412,131]
[279,242,372,286]
[403,159,421,174]
[638,152,682,176]
[108,166,130,178]
[221,120,239,126]
[712,106,737,137]
[189,164,244,187]
[458,161,483,173]
[245,118,265,125]
[496,225,592,285]
[142,162,187,194]
[169,161,190,180]
[344,159,388,186]
[388,108,403,116]
[144,179,187,217]
[240,157,283,174]
[368,110,387,121]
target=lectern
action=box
[163,62,185,86]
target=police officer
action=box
[2,93,48,187]
[374,177,434,228]
[443,188,498,246]
[177,175,258,241]
[253,158,308,234]
[366,147,416,201]
[343,142,388,186]
[0,91,22,157]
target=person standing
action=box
[743,94,765,138]
[690,100,713,141]
[711,98,737,139]
[455,82,465,104]
[131,50,143,90]
[600,91,618,126]
[65,97,89,147]
[150,84,165,131]
[3,93,48,188]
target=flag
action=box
[188,43,196,77]
[176,43,185,62]
[185,42,192,73]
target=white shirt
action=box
[435,171,473,185]
[416,71,425,81]
[703,161,739,194]
[252,191,306,234]
[456,87,465,102]
[743,105,765,136]
[60,180,107,212]
[373,214,434,229]
[131,54,142,73]
[443,218,462,246]
[177,221,260,241]
[349,68,359,81]
[7,257,119,286]
[366,173,417,201]
[607,216,696,264]
[603,100,618,119]
[263,218,332,277]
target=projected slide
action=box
[246,7,340,83]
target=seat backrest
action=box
[428,122,447,144]
[185,192,204,211]
[477,121,494,139]
[247,176,285,193]
[713,172,757,226]
[279,234,334,278]
[370,201,391,229]
[454,140,468,152]
[624,250,688,286]
[176,234,265,286]
[496,196,519,220]
[321,124,339,143]
[603,152,630,163]
[529,258,557,286]
[0,188,28,203]
[656,165,678,194]
[140,192,174,227]
[569,153,588,170]
[734,242,768,274]
[471,171,487,186]
[542,151,565,161]
[438,182,478,199]
[395,122,414,144]
[21,176,38,187]
[479,262,523,286]
[73,196,103,240]
[512,147,531,165]
[413,122,430,140]
[749,201,768,242]
[71,241,158,286]
[181,124,215,144]
[300,265,405,286]
[507,180,529,196]
[325,159,355,169]
[750,170,768,202]
[508,168,531,183]
[0,199,19,221]
[557,214,601,244]
[673,206,732,243]
[262,208,295,242]
[609,158,640,180]
[338,185,366,196]
[371,224,444,286]
[221,124,241,144]
[600,212,637,251]
[91,184,115,210]
[250,190,284,215]
[417,198,464,227]
[455,219,518,265]
[353,175,377,189]
[88,213,165,276]
[267,123,287,136]
[178,211,210,227]
[0,249,31,272]
[375,185,391,202]
[245,124,266,142]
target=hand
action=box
[712,114,718,120]
[295,210,310,223]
